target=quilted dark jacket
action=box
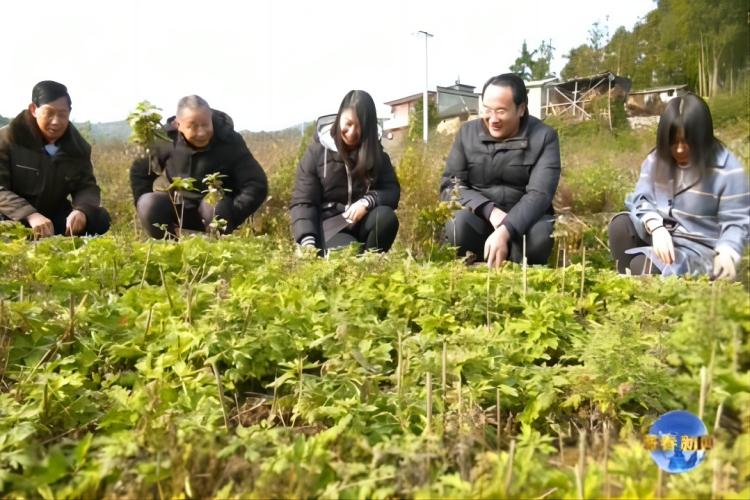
[440,116,560,237]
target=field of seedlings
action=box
[0,96,748,497]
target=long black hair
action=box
[654,93,719,179]
[330,90,382,185]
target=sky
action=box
[2,0,656,132]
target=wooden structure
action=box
[526,77,560,119]
[542,72,631,130]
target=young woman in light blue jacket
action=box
[609,93,749,278]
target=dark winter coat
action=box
[0,110,102,221]
[290,116,400,245]
[440,116,561,238]
[130,109,268,221]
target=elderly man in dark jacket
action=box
[0,80,110,238]
[130,95,268,238]
[441,73,561,268]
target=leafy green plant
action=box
[0,233,746,497]
[127,101,169,152]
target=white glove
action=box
[651,227,675,265]
[713,251,737,281]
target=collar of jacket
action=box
[714,147,730,168]
[671,146,732,195]
[9,110,89,157]
[477,117,529,151]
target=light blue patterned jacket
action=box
[625,146,750,275]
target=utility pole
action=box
[416,30,433,143]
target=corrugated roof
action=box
[629,84,688,95]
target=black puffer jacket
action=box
[130,109,268,221]
[0,110,101,221]
[440,116,560,237]
[290,115,400,244]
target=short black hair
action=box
[31,80,71,108]
[481,73,528,112]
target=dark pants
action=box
[607,213,661,275]
[326,206,399,252]
[445,209,554,264]
[136,192,241,238]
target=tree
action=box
[408,98,439,142]
[510,40,535,80]
[76,121,94,145]
[510,40,556,81]
[561,1,748,94]
[561,21,609,79]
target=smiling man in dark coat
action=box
[441,73,561,268]
[0,80,110,238]
[130,95,268,238]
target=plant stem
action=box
[522,234,527,298]
[711,457,720,499]
[144,304,154,337]
[562,243,567,294]
[504,438,516,496]
[397,330,403,400]
[457,376,463,429]
[158,265,174,310]
[486,268,491,330]
[714,401,723,432]
[442,341,447,428]
[211,362,231,432]
[496,388,501,452]
[426,372,432,434]
[656,467,663,498]
[579,245,586,301]
[577,429,586,498]
[699,366,708,421]
[139,241,153,289]
[603,420,610,498]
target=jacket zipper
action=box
[344,163,352,206]
[15,164,39,173]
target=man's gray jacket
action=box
[440,116,560,238]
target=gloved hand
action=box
[713,251,737,281]
[651,226,675,265]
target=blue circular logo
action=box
[646,410,712,473]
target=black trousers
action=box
[136,192,243,238]
[326,205,399,252]
[607,213,661,275]
[444,209,555,264]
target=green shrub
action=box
[561,161,630,214]
[708,90,749,128]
